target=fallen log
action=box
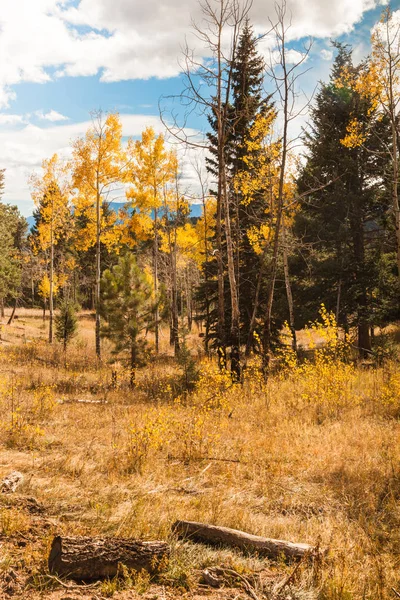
[1,471,24,493]
[48,536,170,580]
[172,520,317,560]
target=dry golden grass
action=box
[0,310,398,599]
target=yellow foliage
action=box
[246,223,271,254]
[71,112,127,251]
[340,118,367,148]
[38,273,59,299]
[234,110,281,207]
[124,126,177,247]
[337,8,399,149]
[29,153,71,253]
[275,306,356,421]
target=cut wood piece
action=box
[48,536,170,580]
[1,471,24,493]
[172,520,317,560]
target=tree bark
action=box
[154,207,159,354]
[202,197,210,355]
[217,9,240,381]
[222,159,241,382]
[130,343,136,388]
[7,299,17,325]
[186,269,192,331]
[172,223,179,355]
[95,187,101,359]
[49,229,54,344]
[172,521,317,560]
[261,31,289,376]
[31,272,35,308]
[48,536,170,580]
[386,27,400,283]
[282,222,297,352]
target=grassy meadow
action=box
[0,308,399,599]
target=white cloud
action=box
[264,47,310,66]
[0,113,172,215]
[320,49,334,61]
[0,114,25,125]
[36,110,69,122]
[0,0,389,212]
[0,0,387,108]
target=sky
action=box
[0,0,397,217]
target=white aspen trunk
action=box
[95,184,101,359]
[49,220,54,344]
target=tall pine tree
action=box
[199,21,274,368]
[294,44,391,355]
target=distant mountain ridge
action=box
[26,201,203,231]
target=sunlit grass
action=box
[0,309,398,599]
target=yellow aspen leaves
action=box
[124,126,177,244]
[71,112,127,251]
[29,153,71,252]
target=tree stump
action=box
[48,536,170,580]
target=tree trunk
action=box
[172,228,180,356]
[169,306,174,347]
[7,299,17,325]
[31,272,35,308]
[261,64,288,377]
[282,222,297,352]
[154,207,159,354]
[222,161,241,382]
[130,343,136,388]
[186,269,192,332]
[358,321,371,358]
[202,198,211,355]
[245,255,266,358]
[350,168,370,358]
[0,298,4,319]
[217,21,241,381]
[95,189,101,359]
[335,278,341,326]
[391,118,400,281]
[172,521,317,560]
[49,234,54,344]
[48,536,170,580]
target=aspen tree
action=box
[126,127,176,354]
[30,154,70,343]
[71,112,127,359]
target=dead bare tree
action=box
[237,1,312,373]
[160,0,251,378]
[260,2,313,375]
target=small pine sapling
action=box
[55,301,78,352]
[177,330,199,393]
[100,253,156,388]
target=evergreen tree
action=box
[0,177,27,315]
[100,253,155,387]
[199,21,273,365]
[294,43,391,355]
[55,301,78,351]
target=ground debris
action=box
[0,568,23,596]
[1,472,24,494]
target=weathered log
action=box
[1,471,24,493]
[48,536,170,580]
[172,520,317,560]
